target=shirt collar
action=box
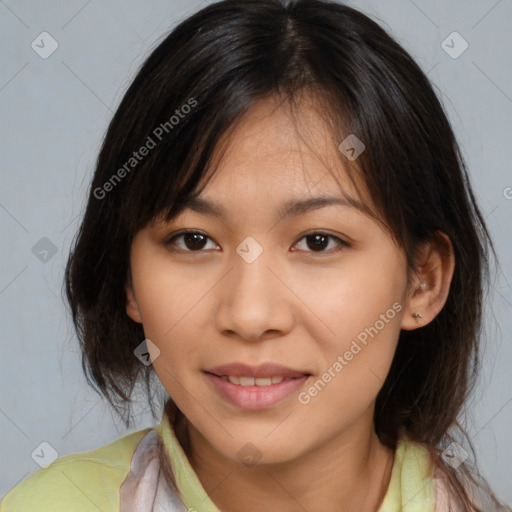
[154,404,436,512]
[155,402,221,511]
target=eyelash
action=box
[164,230,350,255]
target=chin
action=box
[221,431,307,468]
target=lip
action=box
[204,362,311,410]
[206,362,308,379]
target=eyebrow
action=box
[177,194,371,222]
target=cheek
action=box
[131,249,206,338]
[129,260,186,366]
[130,258,219,388]
[297,247,406,345]
[296,247,405,399]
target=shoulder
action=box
[0,427,151,512]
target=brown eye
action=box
[294,232,349,253]
[182,232,208,250]
[305,234,329,251]
[165,231,218,252]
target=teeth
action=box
[255,377,272,386]
[222,376,287,386]
[228,375,241,385]
[239,376,255,386]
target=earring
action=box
[412,312,423,319]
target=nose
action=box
[214,241,295,343]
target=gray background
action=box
[1,0,511,504]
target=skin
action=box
[126,97,455,512]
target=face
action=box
[126,97,412,466]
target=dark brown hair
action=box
[64,0,507,509]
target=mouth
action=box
[204,362,311,409]
[215,375,291,386]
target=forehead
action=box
[200,96,368,205]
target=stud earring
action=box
[419,282,428,290]
[412,312,423,319]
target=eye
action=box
[293,232,349,254]
[165,230,219,252]
[164,230,349,254]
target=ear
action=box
[401,232,455,331]
[126,283,143,324]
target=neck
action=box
[175,410,395,512]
